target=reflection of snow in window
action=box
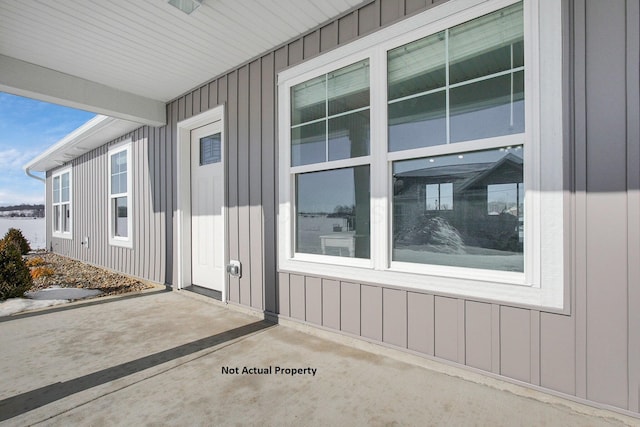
[426,183,453,211]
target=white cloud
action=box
[0,148,39,170]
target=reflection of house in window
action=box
[426,183,453,211]
[394,150,524,262]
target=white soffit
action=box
[0,0,366,104]
[24,116,141,173]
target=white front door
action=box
[190,122,224,291]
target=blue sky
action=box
[0,92,95,206]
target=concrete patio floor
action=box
[0,290,636,426]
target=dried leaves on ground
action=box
[25,252,154,297]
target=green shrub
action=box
[0,240,33,300]
[2,228,31,255]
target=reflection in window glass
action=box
[387,1,524,151]
[296,166,370,258]
[200,133,221,165]
[291,60,370,166]
[114,197,128,238]
[450,71,524,143]
[426,183,453,211]
[328,110,370,161]
[393,146,524,272]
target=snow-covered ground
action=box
[0,217,46,249]
[0,286,103,317]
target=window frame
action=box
[51,167,72,239]
[277,0,567,310]
[108,140,133,248]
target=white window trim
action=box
[278,0,566,310]
[52,167,72,239]
[108,140,133,248]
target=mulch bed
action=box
[25,251,155,297]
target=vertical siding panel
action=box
[340,282,360,336]
[361,285,382,341]
[407,292,434,355]
[465,301,492,371]
[249,59,263,310]
[540,312,576,395]
[274,46,289,73]
[208,81,218,109]
[237,65,251,307]
[382,288,407,348]
[192,88,201,116]
[226,71,240,303]
[168,101,178,285]
[491,304,500,374]
[358,1,380,35]
[434,296,458,362]
[530,310,541,386]
[380,0,404,25]
[627,0,640,413]
[288,39,303,66]
[278,272,290,317]
[184,93,193,119]
[305,277,322,325]
[289,274,305,321]
[585,0,629,409]
[303,31,320,59]
[573,0,588,400]
[338,12,357,44]
[200,85,209,112]
[405,0,427,15]
[322,279,340,330]
[320,22,338,52]
[262,52,277,314]
[500,306,531,382]
[159,116,168,283]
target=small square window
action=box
[200,133,221,165]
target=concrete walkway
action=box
[0,290,636,426]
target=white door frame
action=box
[176,105,226,301]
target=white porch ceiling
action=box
[0,0,366,124]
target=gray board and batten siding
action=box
[44,0,640,416]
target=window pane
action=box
[449,71,524,143]
[111,174,120,195]
[388,32,446,101]
[449,2,523,85]
[200,133,221,165]
[53,206,60,232]
[62,204,70,232]
[388,91,446,151]
[292,75,326,126]
[296,166,370,258]
[291,121,326,166]
[61,172,70,202]
[114,197,128,238]
[328,110,370,161]
[393,146,523,272]
[53,176,60,203]
[120,173,127,194]
[327,60,370,116]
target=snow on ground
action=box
[0,217,46,249]
[0,286,103,317]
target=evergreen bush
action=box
[3,228,31,255]
[0,240,33,300]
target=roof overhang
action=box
[1,0,367,125]
[24,116,141,173]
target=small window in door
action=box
[200,133,221,165]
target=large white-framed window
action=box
[278,0,566,309]
[52,167,72,239]
[108,141,133,248]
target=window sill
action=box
[52,233,72,240]
[109,238,133,249]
